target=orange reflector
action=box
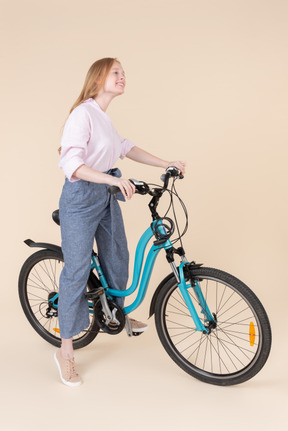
[249,322,255,346]
[53,328,60,334]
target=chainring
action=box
[94,298,125,335]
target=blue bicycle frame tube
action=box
[50,225,166,313]
[90,221,214,332]
[193,280,215,324]
[104,225,172,314]
[89,221,214,332]
[50,222,214,333]
[177,263,208,333]
[91,254,109,288]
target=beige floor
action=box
[2,298,287,431]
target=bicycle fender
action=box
[24,239,62,255]
[149,272,176,318]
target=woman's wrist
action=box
[160,160,170,169]
[73,165,115,185]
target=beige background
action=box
[1,0,287,430]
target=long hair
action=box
[69,57,117,113]
[58,57,118,154]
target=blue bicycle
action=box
[18,167,271,385]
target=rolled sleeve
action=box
[59,147,85,181]
[59,106,91,180]
[119,137,135,159]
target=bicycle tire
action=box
[18,249,100,349]
[154,267,271,386]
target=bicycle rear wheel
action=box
[18,249,100,349]
[155,267,271,386]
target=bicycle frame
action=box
[91,220,213,334]
[47,221,214,333]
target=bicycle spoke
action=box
[210,335,213,373]
[167,302,192,317]
[216,290,236,315]
[212,331,246,369]
[213,329,255,357]
[27,292,48,301]
[31,267,51,291]
[194,333,204,366]
[171,292,193,312]
[216,327,222,373]
[43,260,58,289]
[217,284,227,314]
[170,329,197,338]
[203,335,209,370]
[221,328,258,336]
[39,260,60,291]
[174,331,197,347]
[181,332,208,356]
[27,276,50,293]
[219,316,256,330]
[166,318,195,330]
[208,332,230,373]
[218,329,259,346]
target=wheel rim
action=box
[24,255,95,343]
[161,276,263,380]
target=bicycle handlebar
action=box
[160,166,183,188]
[108,180,150,196]
[108,166,183,196]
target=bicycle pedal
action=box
[132,331,143,337]
[85,287,104,299]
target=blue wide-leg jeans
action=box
[58,169,129,339]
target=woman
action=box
[55,57,186,387]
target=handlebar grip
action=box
[161,167,184,184]
[108,179,150,196]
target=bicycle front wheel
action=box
[155,267,271,386]
[18,249,100,349]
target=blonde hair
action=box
[69,57,118,113]
[58,57,118,154]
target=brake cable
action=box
[147,180,189,246]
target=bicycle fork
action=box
[170,260,216,334]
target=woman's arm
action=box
[73,165,135,199]
[126,146,186,174]
[72,145,185,200]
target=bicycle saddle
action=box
[52,209,60,226]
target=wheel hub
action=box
[204,313,217,334]
[40,292,58,319]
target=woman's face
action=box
[103,62,126,96]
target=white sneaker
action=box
[129,318,148,333]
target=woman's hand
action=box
[165,160,186,175]
[111,178,136,200]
